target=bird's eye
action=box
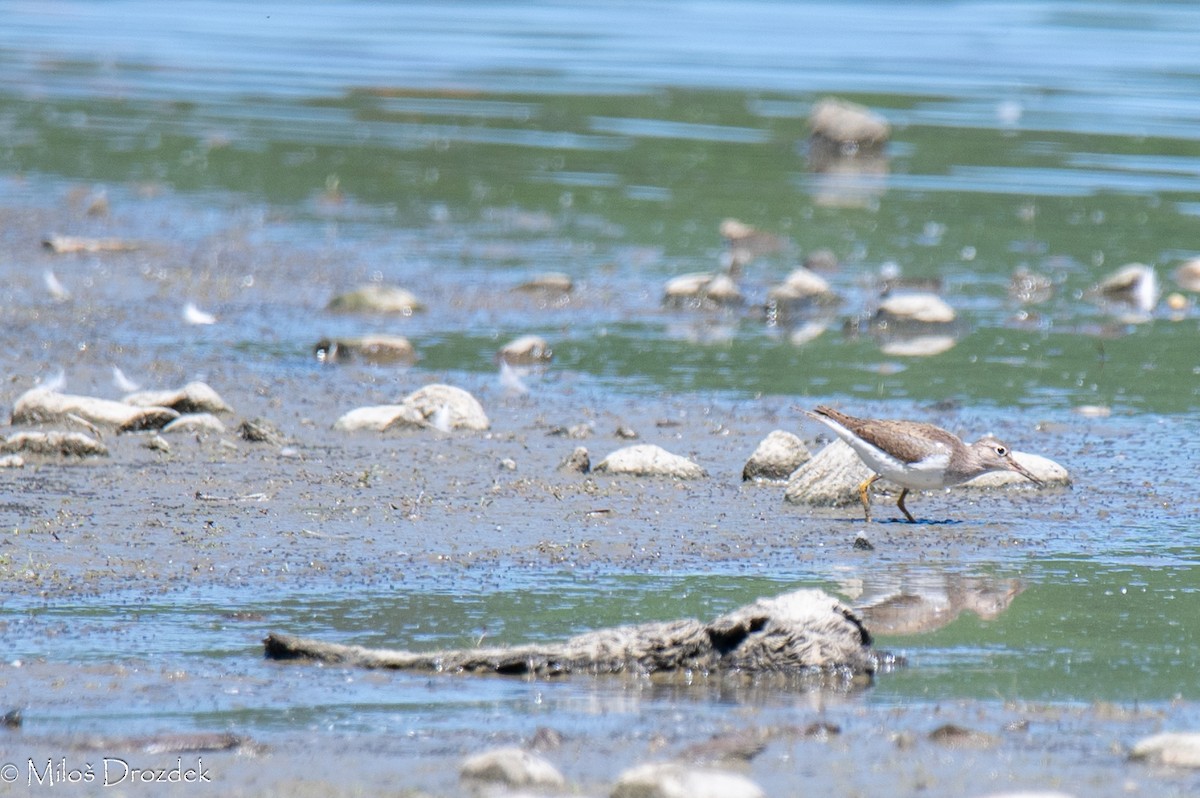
[995,446,1008,456]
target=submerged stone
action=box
[875,292,957,324]
[497,334,553,365]
[326,284,424,314]
[314,335,417,365]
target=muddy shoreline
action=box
[1,189,1198,797]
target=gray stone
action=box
[558,446,590,474]
[460,746,565,789]
[314,335,417,365]
[1173,258,1200,292]
[784,439,876,507]
[743,430,811,482]
[161,413,227,435]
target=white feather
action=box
[429,404,452,433]
[37,369,66,392]
[43,270,70,301]
[183,302,217,325]
[111,366,140,393]
[499,361,528,395]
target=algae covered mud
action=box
[2,2,1200,796]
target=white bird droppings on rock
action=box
[594,444,706,479]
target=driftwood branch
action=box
[265,590,884,684]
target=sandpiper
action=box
[805,405,1042,523]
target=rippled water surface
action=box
[2,2,1200,794]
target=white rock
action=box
[663,272,742,308]
[1097,262,1159,314]
[516,272,573,293]
[768,266,834,303]
[0,431,108,458]
[400,384,490,431]
[876,292,956,324]
[12,387,178,432]
[962,450,1070,487]
[459,746,565,789]
[498,334,553,365]
[594,444,706,479]
[326,284,424,314]
[124,381,232,414]
[1172,258,1200,292]
[743,430,811,482]
[333,404,425,432]
[161,413,227,435]
[810,97,891,149]
[612,762,764,798]
[1130,732,1200,768]
[878,334,958,357]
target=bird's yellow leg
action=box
[857,474,880,522]
[896,488,916,523]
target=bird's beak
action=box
[1008,456,1043,486]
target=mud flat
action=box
[1,192,1198,798]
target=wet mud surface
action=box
[1,192,1199,796]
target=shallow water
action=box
[2,2,1200,795]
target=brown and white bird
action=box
[805,405,1041,523]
